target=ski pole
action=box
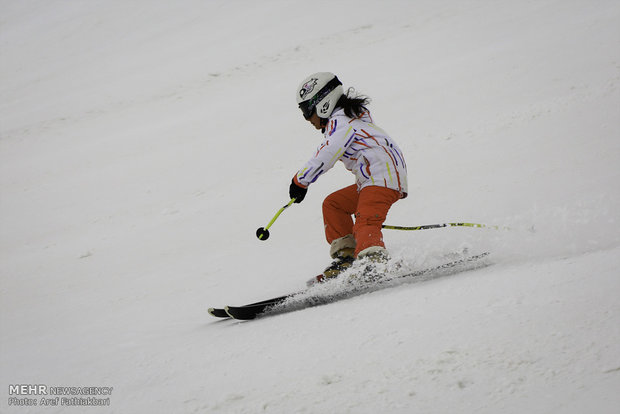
[382,222,509,231]
[256,198,296,241]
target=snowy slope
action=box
[1,1,619,413]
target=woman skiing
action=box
[289,72,408,282]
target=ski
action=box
[207,307,230,318]
[216,252,490,321]
[208,295,291,318]
[224,300,286,320]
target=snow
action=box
[1,0,619,413]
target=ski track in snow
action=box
[1,1,619,413]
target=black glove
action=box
[289,178,308,203]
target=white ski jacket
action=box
[295,108,408,197]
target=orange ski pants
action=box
[323,184,401,257]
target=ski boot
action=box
[349,246,390,284]
[307,248,355,287]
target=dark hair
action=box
[336,87,371,118]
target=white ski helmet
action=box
[296,72,344,119]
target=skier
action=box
[289,72,408,283]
